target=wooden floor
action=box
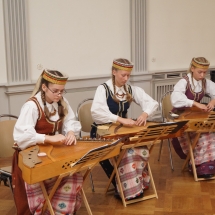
[1,141,215,215]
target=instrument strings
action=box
[76,137,118,142]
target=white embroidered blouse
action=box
[13,92,81,150]
[91,79,159,124]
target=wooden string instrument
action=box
[18,138,123,184]
[96,120,188,144]
[173,107,215,132]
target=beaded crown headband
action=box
[112,60,133,72]
[42,69,68,85]
[191,58,210,70]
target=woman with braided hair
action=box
[91,58,158,200]
[171,57,215,178]
[13,69,82,215]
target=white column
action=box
[130,0,146,73]
[3,0,29,83]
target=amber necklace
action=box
[115,89,125,98]
[49,108,56,116]
[44,102,57,117]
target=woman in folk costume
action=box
[12,69,83,215]
[90,58,158,200]
[171,57,215,178]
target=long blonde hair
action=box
[111,58,133,103]
[31,70,68,119]
[187,57,210,90]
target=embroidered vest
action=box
[184,75,206,102]
[102,83,132,118]
[90,83,133,138]
[172,76,206,113]
[29,97,63,135]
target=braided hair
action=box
[112,58,133,103]
[188,57,209,91]
[34,70,68,120]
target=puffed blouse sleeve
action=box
[131,85,159,117]
[91,85,118,124]
[61,97,81,136]
[13,101,45,150]
[171,79,194,108]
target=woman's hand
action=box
[135,112,148,126]
[193,101,208,111]
[207,102,214,112]
[207,100,215,112]
[45,131,77,146]
[45,134,66,145]
[65,131,77,145]
[117,117,136,127]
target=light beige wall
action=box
[0,0,134,118]
[146,0,215,72]
[26,0,131,81]
[1,0,215,82]
[1,0,215,119]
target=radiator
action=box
[152,72,183,112]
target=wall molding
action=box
[2,66,214,96]
[1,72,153,94]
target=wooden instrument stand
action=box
[174,108,215,182]
[18,139,123,215]
[99,121,187,207]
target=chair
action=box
[76,98,95,191]
[200,93,211,105]
[0,114,18,194]
[76,98,94,138]
[157,90,174,170]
